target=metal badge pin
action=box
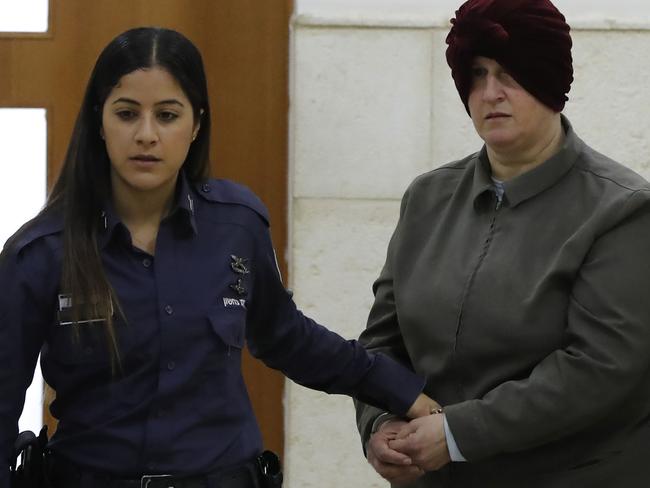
[229,277,246,296]
[230,255,250,274]
[187,194,194,214]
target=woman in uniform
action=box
[0,27,435,488]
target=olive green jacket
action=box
[355,117,650,487]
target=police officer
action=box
[0,28,437,488]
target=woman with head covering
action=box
[354,1,650,487]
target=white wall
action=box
[297,0,650,25]
[286,3,650,487]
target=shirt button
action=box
[164,305,173,315]
[167,361,176,371]
[142,258,152,268]
[201,183,211,193]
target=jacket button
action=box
[167,361,176,371]
[201,183,211,193]
[164,305,173,315]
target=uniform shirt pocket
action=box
[49,323,112,365]
[207,310,246,352]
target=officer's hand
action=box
[405,393,441,419]
[367,419,425,485]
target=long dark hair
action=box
[46,27,212,365]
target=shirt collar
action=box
[472,115,584,209]
[471,148,496,208]
[98,171,198,250]
[97,200,125,250]
[169,171,198,235]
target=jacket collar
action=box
[472,115,584,209]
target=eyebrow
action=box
[111,97,185,107]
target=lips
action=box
[485,112,510,120]
[130,154,161,162]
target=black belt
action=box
[47,452,282,488]
[109,467,255,488]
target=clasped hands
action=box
[368,394,451,485]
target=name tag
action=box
[57,294,112,326]
[222,297,246,309]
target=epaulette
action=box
[194,179,270,226]
[4,212,63,256]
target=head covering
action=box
[445,0,573,113]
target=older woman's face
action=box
[468,57,558,155]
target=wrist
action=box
[371,412,399,435]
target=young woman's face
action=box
[101,66,200,198]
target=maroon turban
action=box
[445,0,573,113]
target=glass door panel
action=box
[0,0,49,33]
[0,107,47,431]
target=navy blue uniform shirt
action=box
[0,175,425,486]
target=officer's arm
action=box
[244,222,424,418]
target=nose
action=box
[135,114,159,146]
[482,75,505,103]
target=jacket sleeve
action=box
[353,188,418,447]
[0,246,50,488]
[445,190,650,461]
[244,220,424,418]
